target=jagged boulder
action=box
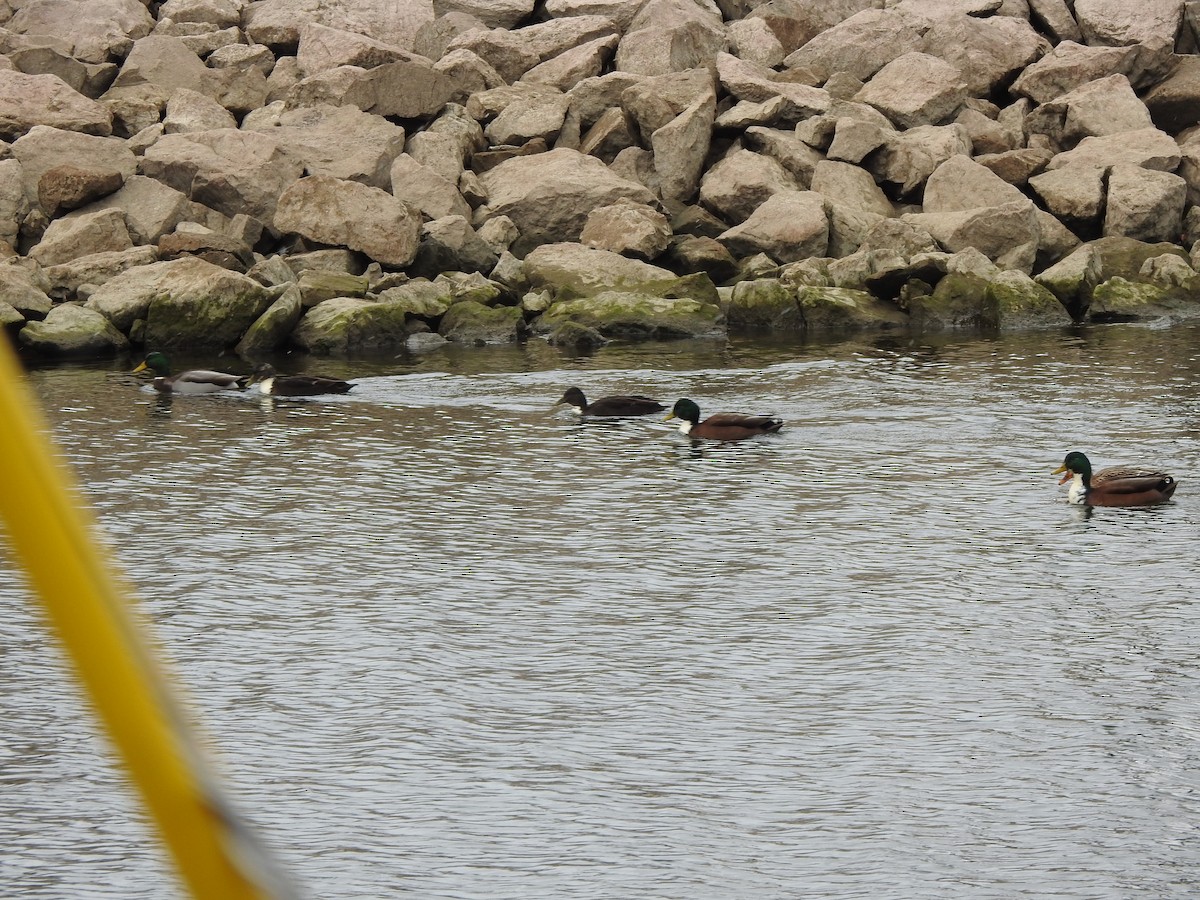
[717,191,828,264]
[273,175,422,268]
[141,128,304,222]
[0,263,53,319]
[236,283,303,355]
[475,149,656,255]
[580,199,672,260]
[1103,165,1187,243]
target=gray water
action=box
[2,324,1199,899]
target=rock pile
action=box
[5,0,1200,357]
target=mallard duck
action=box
[133,352,246,394]
[248,364,354,396]
[1053,451,1178,506]
[556,386,665,417]
[665,398,783,441]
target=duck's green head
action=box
[134,352,170,376]
[666,398,700,424]
[1053,451,1092,484]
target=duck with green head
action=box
[665,398,783,441]
[1052,451,1178,506]
[133,352,247,394]
[247,364,354,396]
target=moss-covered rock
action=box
[1086,276,1200,322]
[435,271,505,307]
[375,279,456,319]
[1092,236,1189,282]
[903,272,996,329]
[1035,243,1100,320]
[296,270,369,307]
[726,279,801,329]
[796,286,909,330]
[18,303,130,356]
[546,321,607,349]
[236,284,303,356]
[143,265,273,350]
[291,297,412,355]
[986,271,1072,328]
[438,300,525,344]
[536,291,724,339]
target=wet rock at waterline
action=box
[6,0,1200,359]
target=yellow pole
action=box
[0,341,295,900]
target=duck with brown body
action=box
[1053,451,1178,506]
[133,352,246,394]
[665,398,783,441]
[556,387,665,417]
[248,364,354,397]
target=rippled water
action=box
[2,324,1199,899]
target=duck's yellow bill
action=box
[132,361,148,373]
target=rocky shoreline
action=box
[5,0,1200,360]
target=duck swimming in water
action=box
[248,364,355,396]
[665,398,783,441]
[1052,451,1178,506]
[133,352,246,394]
[556,387,665,417]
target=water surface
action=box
[2,325,1199,898]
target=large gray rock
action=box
[244,0,434,52]
[855,52,968,129]
[72,176,192,245]
[0,71,113,140]
[521,35,620,91]
[903,200,1041,273]
[483,86,572,145]
[1074,0,1183,46]
[1045,127,1181,172]
[390,154,472,221]
[141,129,304,222]
[295,22,414,76]
[1011,41,1147,103]
[29,208,132,266]
[783,8,926,83]
[7,0,154,64]
[286,58,455,119]
[615,0,726,76]
[1103,165,1187,243]
[274,175,422,268]
[0,262,52,318]
[919,13,1047,98]
[522,241,679,296]
[698,148,801,223]
[1028,165,1106,230]
[717,191,828,264]
[581,199,671,260]
[41,246,161,299]
[1025,74,1153,149]
[410,215,500,277]
[652,91,717,207]
[866,124,972,197]
[163,87,237,134]
[475,148,656,255]
[10,127,137,208]
[248,103,406,190]
[18,303,130,356]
